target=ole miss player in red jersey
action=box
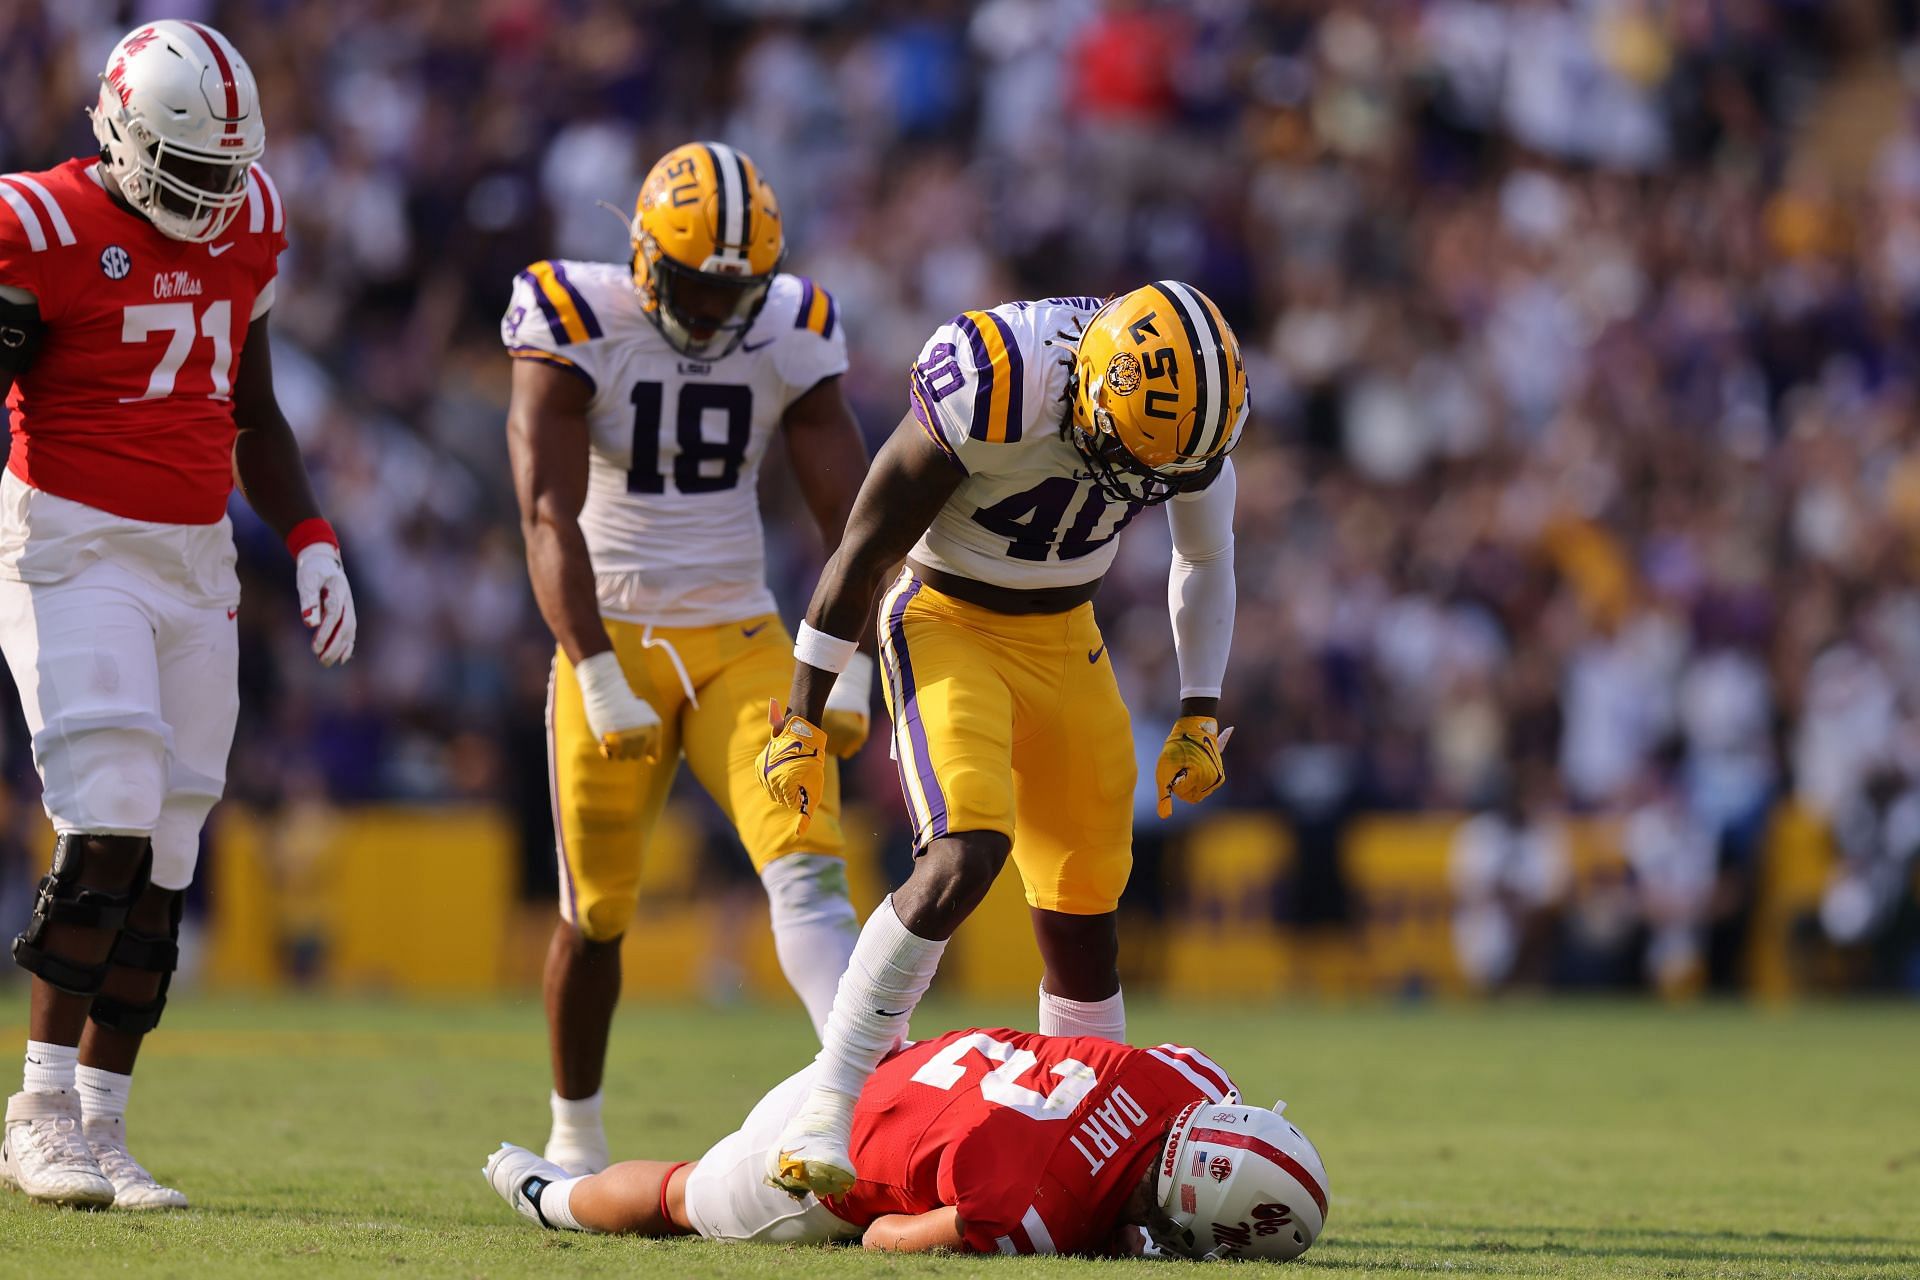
[485,1028,1330,1262]
[0,22,355,1210]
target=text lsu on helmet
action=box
[1070,280,1248,505]
[89,20,265,244]
[1147,1097,1330,1262]
[631,141,785,359]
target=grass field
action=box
[0,995,1915,1278]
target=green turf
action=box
[0,994,1915,1278]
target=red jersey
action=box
[824,1029,1238,1256]
[0,158,286,524]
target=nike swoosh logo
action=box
[1088,644,1106,664]
[875,1008,908,1017]
[227,607,239,620]
[740,336,775,353]
[767,741,818,769]
[209,242,235,257]
[742,622,768,638]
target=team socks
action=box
[1037,986,1127,1042]
[22,1041,76,1094]
[75,1064,133,1123]
[527,1174,592,1231]
[548,1090,603,1147]
[810,895,947,1098]
[761,854,860,1039]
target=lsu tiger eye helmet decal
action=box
[631,141,785,359]
[1070,280,1248,505]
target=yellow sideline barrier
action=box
[17,799,1820,999]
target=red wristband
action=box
[286,518,339,558]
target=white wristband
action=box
[794,621,858,674]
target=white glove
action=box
[295,542,357,667]
[574,650,663,762]
[821,651,874,758]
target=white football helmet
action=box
[89,21,264,243]
[1147,1096,1330,1262]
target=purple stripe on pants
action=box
[883,577,948,844]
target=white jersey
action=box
[908,296,1195,590]
[502,261,847,626]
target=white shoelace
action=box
[24,1114,95,1170]
[87,1127,157,1187]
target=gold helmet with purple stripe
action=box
[632,141,785,359]
[1070,280,1248,505]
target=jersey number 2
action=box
[121,302,234,402]
[911,1031,1098,1122]
[628,381,752,494]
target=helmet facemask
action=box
[638,236,781,361]
[92,104,257,244]
[1068,369,1224,507]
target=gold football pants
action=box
[876,569,1135,915]
[547,615,844,940]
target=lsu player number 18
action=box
[759,283,1244,1198]
[504,142,873,1175]
[0,22,356,1211]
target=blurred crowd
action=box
[2,0,1919,994]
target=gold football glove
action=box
[1155,716,1233,819]
[759,699,828,839]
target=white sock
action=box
[810,895,947,1099]
[75,1065,133,1123]
[549,1090,603,1140]
[23,1041,76,1094]
[761,854,860,1039]
[1037,985,1127,1042]
[532,1173,595,1232]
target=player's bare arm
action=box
[231,321,322,534]
[508,357,605,665]
[781,373,879,756]
[861,1205,965,1253]
[757,415,957,830]
[783,414,961,726]
[231,320,357,666]
[781,374,870,565]
[507,355,659,763]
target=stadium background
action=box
[0,0,1917,1007]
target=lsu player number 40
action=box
[503,141,873,1176]
[0,21,355,1212]
[759,282,1245,1198]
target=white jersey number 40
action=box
[910,1031,1098,1122]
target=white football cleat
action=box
[765,1087,857,1198]
[543,1126,609,1177]
[85,1117,187,1210]
[485,1143,571,1229]
[0,1090,115,1208]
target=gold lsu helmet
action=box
[1070,280,1248,505]
[632,141,785,358]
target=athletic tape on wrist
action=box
[794,622,858,674]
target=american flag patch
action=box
[1191,1150,1209,1177]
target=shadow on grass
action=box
[1317,1232,1920,1271]
[1351,1220,1920,1248]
